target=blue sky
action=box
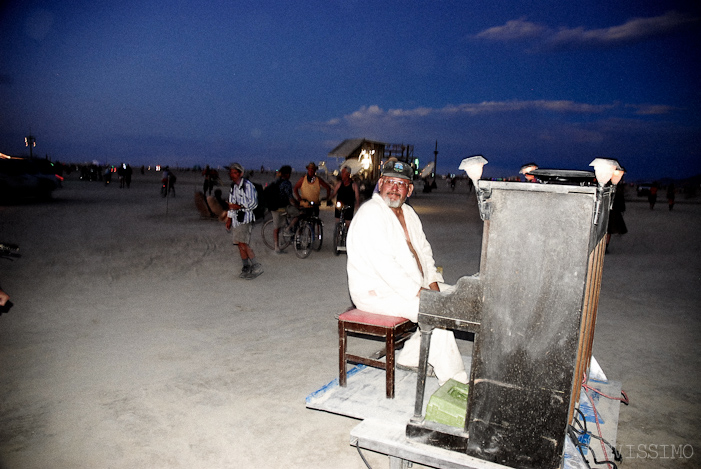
[1,0,699,181]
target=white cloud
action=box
[324,100,619,126]
[474,18,546,41]
[474,11,699,50]
[548,11,699,49]
[313,100,678,149]
[625,103,680,115]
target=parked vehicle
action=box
[636,182,654,197]
[0,157,62,201]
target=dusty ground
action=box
[0,170,698,468]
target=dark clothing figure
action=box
[648,182,658,209]
[161,169,176,197]
[125,164,133,188]
[667,183,676,211]
[212,189,228,211]
[118,164,126,188]
[606,183,627,253]
[202,165,216,196]
[335,180,357,220]
[608,185,627,235]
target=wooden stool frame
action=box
[338,309,416,399]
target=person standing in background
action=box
[225,163,263,280]
[667,182,676,211]
[294,162,331,215]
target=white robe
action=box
[346,193,467,384]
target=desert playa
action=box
[0,170,699,468]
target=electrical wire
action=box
[581,373,628,467]
[569,376,626,469]
[354,440,374,469]
[582,373,629,405]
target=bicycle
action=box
[293,202,323,259]
[261,212,293,251]
[333,201,350,256]
[160,175,176,197]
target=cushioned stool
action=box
[339,309,416,398]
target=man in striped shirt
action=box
[225,162,263,279]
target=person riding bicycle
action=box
[293,162,331,217]
[271,165,301,253]
[329,165,360,228]
[161,166,176,196]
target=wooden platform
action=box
[306,359,621,469]
[306,363,444,423]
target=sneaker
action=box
[274,247,287,254]
[245,263,263,279]
[239,265,251,278]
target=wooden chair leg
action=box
[339,321,347,387]
[386,327,395,398]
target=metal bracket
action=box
[477,187,492,221]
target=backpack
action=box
[246,179,266,223]
[262,180,282,211]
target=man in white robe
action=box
[346,160,468,385]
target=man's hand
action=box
[225,217,232,231]
[417,282,440,297]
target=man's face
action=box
[307,166,316,177]
[378,176,413,208]
[229,168,242,183]
[341,167,351,181]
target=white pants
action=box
[352,283,468,385]
[397,328,468,385]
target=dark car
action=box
[0,157,62,201]
[636,182,654,197]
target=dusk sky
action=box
[1,0,699,181]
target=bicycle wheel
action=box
[294,223,313,259]
[279,218,293,250]
[262,218,293,251]
[311,218,323,251]
[261,219,276,250]
[333,222,343,256]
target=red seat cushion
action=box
[339,309,410,328]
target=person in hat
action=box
[345,160,468,385]
[293,162,332,216]
[225,162,263,279]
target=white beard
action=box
[381,194,403,208]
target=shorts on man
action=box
[231,222,253,245]
[272,205,301,229]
